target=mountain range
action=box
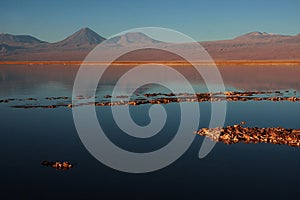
[1,27,299,61]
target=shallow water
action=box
[0,65,300,199]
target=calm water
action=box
[1,65,300,200]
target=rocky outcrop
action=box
[195,124,300,147]
[41,161,73,170]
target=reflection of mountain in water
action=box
[1,65,300,99]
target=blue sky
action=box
[1,0,299,42]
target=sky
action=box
[1,0,300,42]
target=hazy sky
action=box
[1,0,299,42]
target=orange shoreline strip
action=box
[0,60,300,66]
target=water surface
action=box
[0,65,300,199]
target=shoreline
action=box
[0,60,300,66]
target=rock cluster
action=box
[3,90,300,109]
[41,161,73,170]
[195,124,300,147]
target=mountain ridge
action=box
[0,28,299,61]
[0,33,48,47]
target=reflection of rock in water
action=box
[195,124,300,147]
[41,161,73,170]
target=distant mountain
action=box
[51,27,105,49]
[200,31,300,60]
[231,31,296,45]
[102,32,161,46]
[0,27,107,60]
[234,31,289,40]
[0,33,47,48]
[0,29,299,61]
[0,33,47,46]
